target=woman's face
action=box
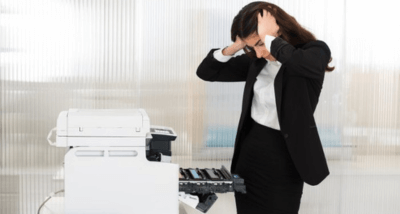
[243,33,275,61]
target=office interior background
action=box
[1,0,399,213]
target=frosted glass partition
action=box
[1,0,399,213]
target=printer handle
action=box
[47,127,57,146]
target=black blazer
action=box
[196,37,331,186]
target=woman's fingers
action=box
[258,9,269,21]
[257,9,279,39]
[257,10,267,40]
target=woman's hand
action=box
[232,35,246,50]
[222,35,246,56]
[257,9,280,43]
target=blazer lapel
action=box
[250,59,267,80]
[274,65,284,124]
[238,59,267,131]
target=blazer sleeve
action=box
[196,48,251,82]
[270,37,331,79]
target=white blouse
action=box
[213,35,281,130]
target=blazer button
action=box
[284,134,289,139]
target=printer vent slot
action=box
[75,150,104,157]
[109,150,138,157]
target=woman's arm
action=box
[270,37,331,79]
[257,9,331,79]
[196,48,252,82]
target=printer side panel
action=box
[64,147,179,214]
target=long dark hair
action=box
[231,1,334,72]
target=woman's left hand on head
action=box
[257,9,280,42]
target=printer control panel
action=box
[146,126,177,162]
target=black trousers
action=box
[235,119,304,214]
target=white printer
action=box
[47,109,246,214]
[52,109,179,214]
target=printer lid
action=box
[57,109,150,138]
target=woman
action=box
[196,2,334,213]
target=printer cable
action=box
[37,189,64,214]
